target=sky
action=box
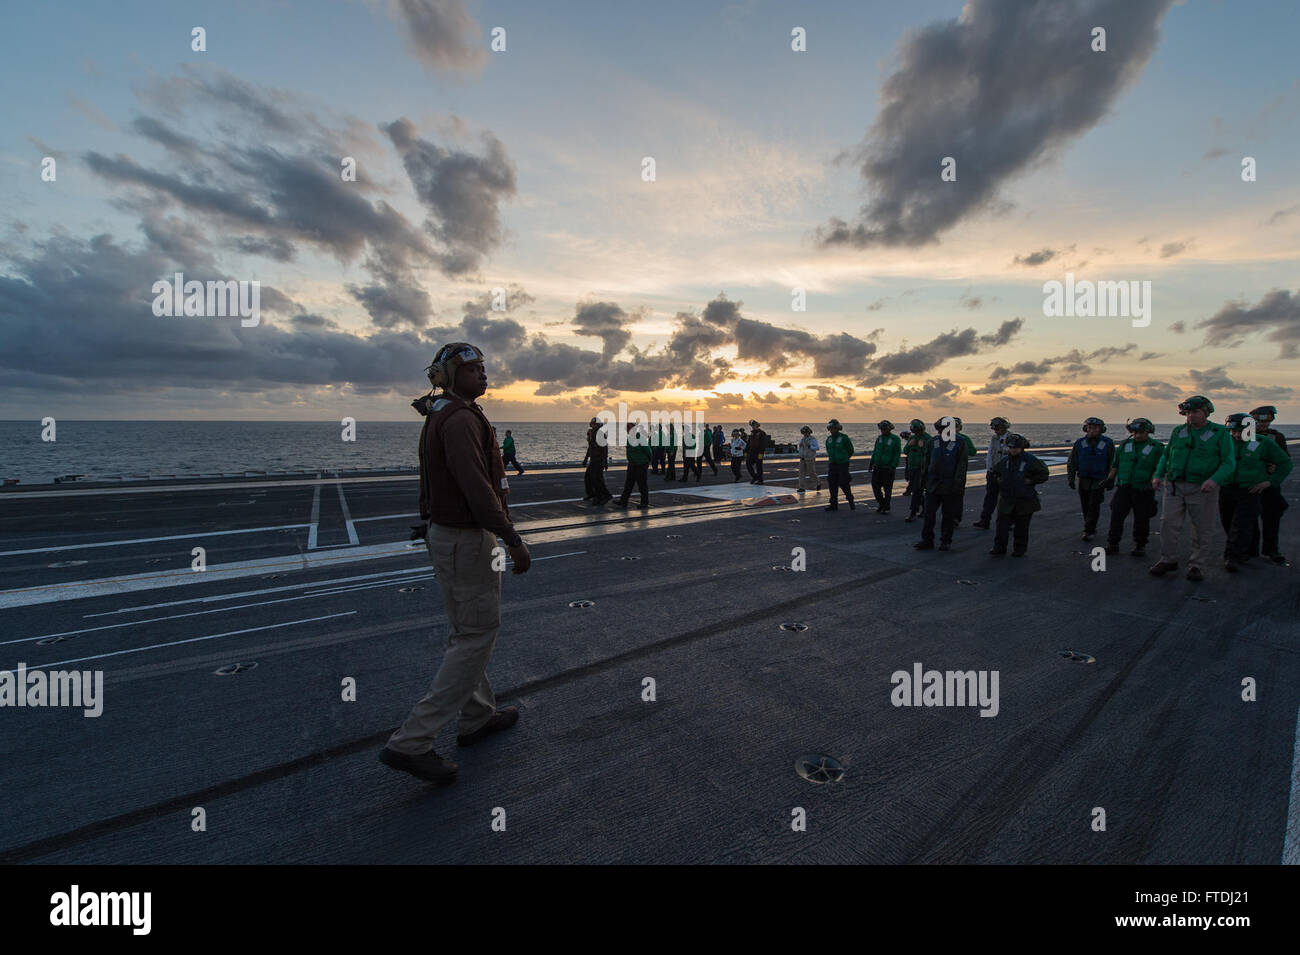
[1,0,1298,423]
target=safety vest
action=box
[929,437,961,481]
[1073,435,1113,479]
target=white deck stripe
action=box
[306,482,321,550]
[335,480,360,545]
[1284,703,1300,864]
[0,523,310,557]
[14,612,357,670]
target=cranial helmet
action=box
[909,418,925,433]
[1226,413,1255,431]
[1178,395,1214,415]
[827,418,842,431]
[1004,432,1030,449]
[800,425,812,435]
[990,416,1010,430]
[1250,405,1277,422]
[1126,417,1155,435]
[426,342,484,391]
[1082,416,1106,433]
[877,419,894,432]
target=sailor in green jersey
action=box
[1104,418,1164,557]
[824,418,856,511]
[870,420,901,514]
[663,421,678,481]
[902,419,930,522]
[500,430,524,475]
[1219,413,1293,572]
[1150,395,1237,581]
[613,422,653,509]
[1249,405,1291,563]
[987,433,1050,557]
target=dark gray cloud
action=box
[874,378,962,401]
[1195,289,1300,358]
[572,301,638,360]
[973,343,1136,394]
[0,233,435,396]
[1139,351,1162,361]
[392,0,488,75]
[860,318,1023,387]
[1139,380,1179,400]
[382,117,516,276]
[817,0,1174,248]
[1159,239,1192,259]
[1189,365,1245,393]
[1012,248,1058,267]
[958,290,983,309]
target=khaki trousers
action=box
[387,524,501,754]
[797,458,817,490]
[1158,480,1219,571]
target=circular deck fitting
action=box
[214,662,259,676]
[779,622,809,633]
[665,534,681,540]
[620,555,640,561]
[1058,650,1095,664]
[568,599,595,609]
[768,535,782,540]
[795,754,845,785]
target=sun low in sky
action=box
[1,0,1297,423]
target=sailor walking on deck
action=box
[903,419,929,522]
[1220,413,1292,573]
[870,420,900,514]
[915,417,968,551]
[1104,418,1163,556]
[1249,405,1291,563]
[583,416,612,506]
[987,433,1048,557]
[1150,395,1236,582]
[973,417,1011,529]
[824,418,855,511]
[1067,417,1115,541]
[796,425,821,493]
[381,342,528,784]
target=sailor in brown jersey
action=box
[380,342,531,784]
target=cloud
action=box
[1202,147,1230,160]
[958,289,983,310]
[1138,351,1162,361]
[382,117,516,275]
[1195,289,1300,358]
[859,318,1023,387]
[1170,320,1186,334]
[817,0,1174,248]
[572,300,639,360]
[972,343,1136,394]
[390,0,488,75]
[1139,380,1180,400]
[1189,365,1245,393]
[1159,238,1192,259]
[874,378,962,401]
[1012,248,1058,267]
[1267,204,1300,225]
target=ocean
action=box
[0,420,1186,485]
